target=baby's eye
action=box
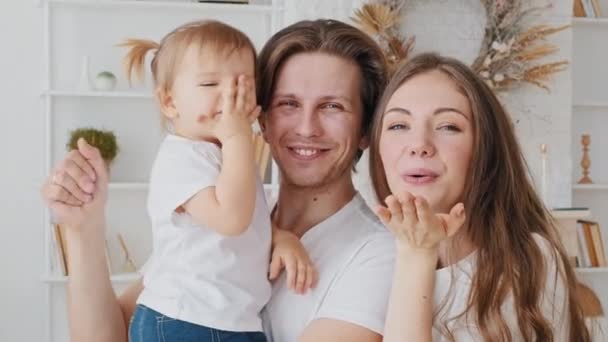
[199,82,218,87]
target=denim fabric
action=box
[129,304,267,342]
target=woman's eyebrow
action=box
[384,107,410,116]
[384,106,469,119]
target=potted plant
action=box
[66,127,119,167]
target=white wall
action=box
[285,0,574,209]
[0,1,577,341]
[0,1,46,341]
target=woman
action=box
[41,19,393,342]
[370,53,590,341]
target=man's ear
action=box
[258,113,269,143]
[359,135,370,151]
[156,87,178,120]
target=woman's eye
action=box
[388,123,408,131]
[438,124,461,132]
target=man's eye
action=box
[322,103,343,110]
[279,100,298,107]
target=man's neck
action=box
[273,175,357,238]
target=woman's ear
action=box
[156,88,178,120]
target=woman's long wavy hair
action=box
[369,53,590,341]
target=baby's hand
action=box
[215,75,261,143]
[374,193,466,252]
[268,227,318,295]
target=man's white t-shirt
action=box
[263,193,396,342]
[138,134,272,332]
[432,233,569,341]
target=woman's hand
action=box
[268,226,318,295]
[40,138,109,230]
[375,193,466,253]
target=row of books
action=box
[551,208,607,269]
[574,0,603,17]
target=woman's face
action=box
[379,70,474,213]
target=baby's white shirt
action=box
[138,134,271,332]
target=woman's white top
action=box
[432,234,569,341]
[139,134,271,332]
[263,193,396,341]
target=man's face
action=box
[262,52,366,189]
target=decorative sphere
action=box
[94,71,117,91]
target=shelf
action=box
[573,101,608,109]
[573,184,608,191]
[573,17,608,26]
[108,183,278,190]
[43,90,152,99]
[42,272,140,283]
[575,267,608,274]
[47,0,275,12]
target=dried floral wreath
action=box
[352,0,570,92]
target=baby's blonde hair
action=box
[119,20,256,91]
[118,20,256,130]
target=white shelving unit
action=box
[571,5,608,336]
[40,1,284,340]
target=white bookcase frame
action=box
[40,1,284,340]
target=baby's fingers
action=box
[222,76,237,115]
[248,106,262,123]
[295,262,307,294]
[284,256,297,291]
[268,254,283,281]
[305,265,317,290]
[235,75,247,113]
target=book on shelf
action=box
[575,0,603,17]
[592,0,603,17]
[551,208,592,267]
[574,0,587,17]
[576,220,607,268]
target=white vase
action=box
[77,55,92,90]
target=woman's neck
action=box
[272,174,357,238]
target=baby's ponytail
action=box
[118,39,160,85]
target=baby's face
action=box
[167,45,255,142]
